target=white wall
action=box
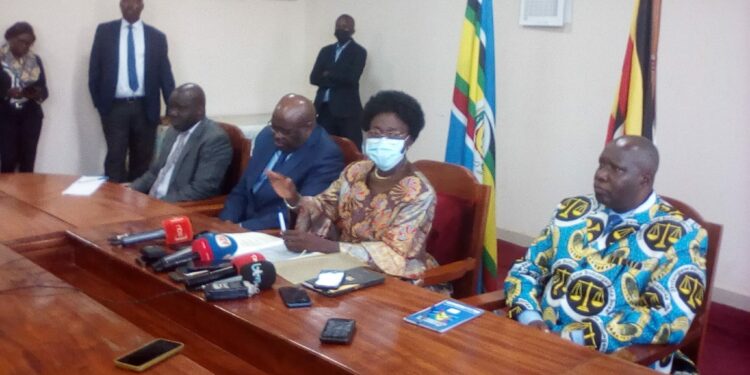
[304,0,465,165]
[2,0,748,310]
[0,0,309,175]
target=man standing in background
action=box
[89,0,175,182]
[310,14,367,150]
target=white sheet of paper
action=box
[62,176,107,196]
[226,232,318,262]
[273,252,366,284]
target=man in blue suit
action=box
[219,94,343,231]
[89,0,175,182]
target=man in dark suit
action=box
[310,14,367,150]
[130,83,231,202]
[219,94,344,231]
[89,0,175,182]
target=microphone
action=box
[203,261,276,301]
[231,252,266,271]
[150,233,217,273]
[183,265,238,290]
[109,216,194,246]
[151,247,199,272]
[239,260,276,291]
[191,233,238,263]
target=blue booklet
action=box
[404,299,484,333]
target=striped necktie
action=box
[149,133,190,198]
[334,43,346,62]
[252,150,288,193]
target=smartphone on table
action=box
[114,338,184,372]
[278,286,312,308]
[313,270,346,290]
[320,318,356,344]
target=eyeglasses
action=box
[365,129,409,140]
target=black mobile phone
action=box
[140,245,167,262]
[114,338,184,372]
[278,286,312,308]
[184,261,232,273]
[320,318,356,344]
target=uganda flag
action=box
[445,0,498,292]
[607,0,662,142]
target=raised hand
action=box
[266,170,300,205]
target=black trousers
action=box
[0,104,43,173]
[317,103,363,151]
[101,99,156,183]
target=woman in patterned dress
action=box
[267,90,439,284]
[0,22,48,173]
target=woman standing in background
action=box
[1,22,48,173]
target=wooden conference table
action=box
[0,174,654,374]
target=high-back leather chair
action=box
[175,122,251,215]
[217,122,252,194]
[413,160,491,298]
[460,196,722,368]
[331,135,364,165]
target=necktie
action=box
[127,24,138,92]
[324,44,345,102]
[273,151,289,172]
[252,151,288,193]
[334,43,345,62]
[149,133,189,198]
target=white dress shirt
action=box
[115,19,145,98]
[151,121,201,198]
[322,40,351,102]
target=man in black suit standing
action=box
[89,0,175,182]
[310,14,367,150]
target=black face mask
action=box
[334,30,352,43]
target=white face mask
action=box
[364,137,408,171]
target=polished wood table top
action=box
[0,244,210,374]
[0,174,655,374]
[0,173,186,229]
[57,215,654,375]
[0,193,70,243]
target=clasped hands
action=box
[528,320,551,333]
[527,320,568,340]
[7,86,42,100]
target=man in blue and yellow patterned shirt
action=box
[505,136,707,373]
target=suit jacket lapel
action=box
[113,22,122,66]
[143,24,151,90]
[334,40,357,65]
[246,128,277,193]
[158,129,178,167]
[171,119,207,181]
[274,127,320,176]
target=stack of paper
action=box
[274,252,366,284]
[62,176,107,196]
[227,232,305,262]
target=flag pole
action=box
[648,0,662,140]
